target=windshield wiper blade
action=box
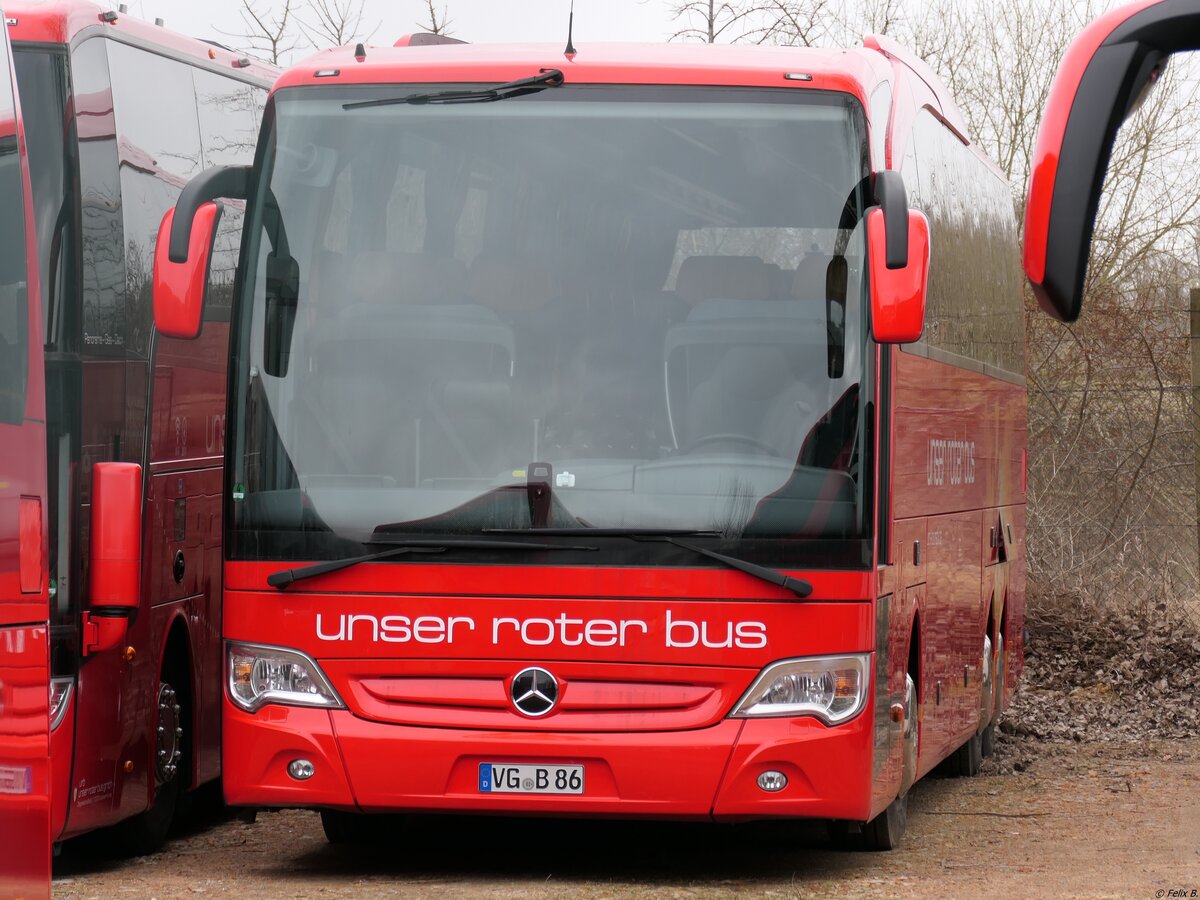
[343,68,564,109]
[482,529,813,599]
[268,538,596,590]
[662,537,813,600]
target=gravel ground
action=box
[52,734,1200,899]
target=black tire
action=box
[321,810,373,845]
[109,675,186,855]
[942,731,983,777]
[860,791,908,851]
[981,721,996,758]
[830,670,917,852]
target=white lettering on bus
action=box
[316,613,475,644]
[315,612,764,649]
[927,437,976,486]
[491,615,651,647]
[665,610,768,649]
[206,414,225,454]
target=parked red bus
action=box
[155,34,1026,850]
[1025,0,1192,321]
[0,7,51,894]
[5,2,274,853]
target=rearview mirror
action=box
[1023,0,1189,322]
[153,202,222,339]
[84,462,142,655]
[868,208,930,344]
[153,165,251,339]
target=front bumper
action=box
[222,693,876,822]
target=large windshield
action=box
[229,84,874,568]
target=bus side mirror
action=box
[153,164,251,339]
[84,462,143,655]
[868,208,930,344]
[153,203,222,339]
[1023,0,1188,322]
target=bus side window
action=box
[106,41,203,358]
[194,69,264,322]
[0,38,29,425]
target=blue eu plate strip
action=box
[478,763,493,792]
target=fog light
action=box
[757,770,787,792]
[287,758,315,781]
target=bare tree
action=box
[416,0,453,36]
[661,0,767,44]
[223,0,301,65]
[683,0,1200,623]
[299,0,377,47]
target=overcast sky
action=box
[134,1,682,64]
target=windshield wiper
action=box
[483,529,813,599]
[267,538,596,590]
[343,68,564,109]
[661,537,813,599]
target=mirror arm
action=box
[873,170,909,269]
[170,165,251,263]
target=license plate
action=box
[479,762,584,794]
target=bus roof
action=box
[274,40,894,103]
[4,0,277,84]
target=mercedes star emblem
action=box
[510,666,559,717]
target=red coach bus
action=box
[155,34,1026,850]
[1025,0,1196,321]
[4,2,274,853]
[0,8,51,894]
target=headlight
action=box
[227,642,344,713]
[730,654,870,724]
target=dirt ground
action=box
[51,737,1200,899]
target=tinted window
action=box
[0,33,29,425]
[72,39,124,357]
[909,111,1024,375]
[13,48,77,353]
[107,41,203,357]
[194,68,263,320]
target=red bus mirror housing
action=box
[85,462,142,654]
[1023,1,1191,323]
[153,163,251,339]
[869,208,930,344]
[153,202,221,339]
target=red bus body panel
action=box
[0,13,51,895]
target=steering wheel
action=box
[686,433,781,457]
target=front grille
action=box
[321,658,756,732]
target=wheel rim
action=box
[155,682,183,785]
[901,672,918,793]
[979,634,993,729]
[993,634,1005,720]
